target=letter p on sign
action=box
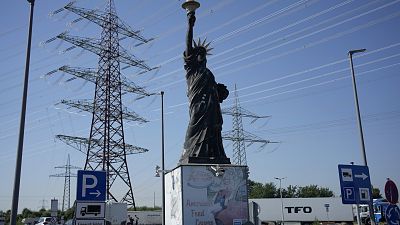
[344,187,355,201]
[82,174,98,197]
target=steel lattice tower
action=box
[229,86,246,165]
[45,0,155,209]
[222,85,279,165]
[86,0,131,204]
[50,154,80,212]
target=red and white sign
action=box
[385,179,399,205]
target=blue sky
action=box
[1,0,399,212]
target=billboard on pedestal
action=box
[165,164,248,225]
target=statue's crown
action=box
[193,38,213,55]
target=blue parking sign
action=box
[77,170,106,201]
[338,164,372,204]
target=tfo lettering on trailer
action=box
[285,206,312,213]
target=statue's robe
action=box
[180,51,229,163]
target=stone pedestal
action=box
[181,156,231,165]
[165,164,249,225]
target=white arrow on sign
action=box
[355,173,368,180]
[89,190,101,197]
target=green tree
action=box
[4,210,11,225]
[249,180,278,198]
[297,185,334,198]
[248,180,266,198]
[372,187,382,199]
[249,180,334,199]
[283,185,298,198]
[21,208,33,219]
[62,207,75,220]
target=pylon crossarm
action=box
[124,143,149,154]
[122,106,148,123]
[57,33,101,55]
[119,46,151,70]
[59,66,97,83]
[120,75,155,96]
[56,134,88,153]
[64,2,148,42]
[58,33,149,70]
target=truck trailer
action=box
[250,197,354,225]
[105,202,127,225]
[127,211,161,225]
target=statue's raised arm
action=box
[185,12,195,57]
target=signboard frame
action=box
[77,170,106,202]
[75,202,106,219]
[75,219,105,225]
[338,164,372,204]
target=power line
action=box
[237,62,400,106]
[148,11,400,92]
[1,42,399,140]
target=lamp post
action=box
[10,1,35,225]
[348,49,375,225]
[161,91,165,225]
[181,0,200,13]
[275,177,286,225]
[348,49,367,165]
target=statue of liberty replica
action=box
[180,0,231,165]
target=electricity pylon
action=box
[44,0,156,209]
[222,85,279,165]
[49,154,80,212]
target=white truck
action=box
[105,202,127,225]
[250,197,354,225]
[127,211,161,225]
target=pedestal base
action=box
[165,164,249,225]
[180,156,231,164]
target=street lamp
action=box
[10,1,35,225]
[160,91,165,225]
[154,164,171,225]
[155,166,171,178]
[348,49,367,166]
[181,0,200,13]
[275,177,286,225]
[348,49,375,225]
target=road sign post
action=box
[338,164,372,204]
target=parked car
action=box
[64,219,73,225]
[35,217,52,225]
